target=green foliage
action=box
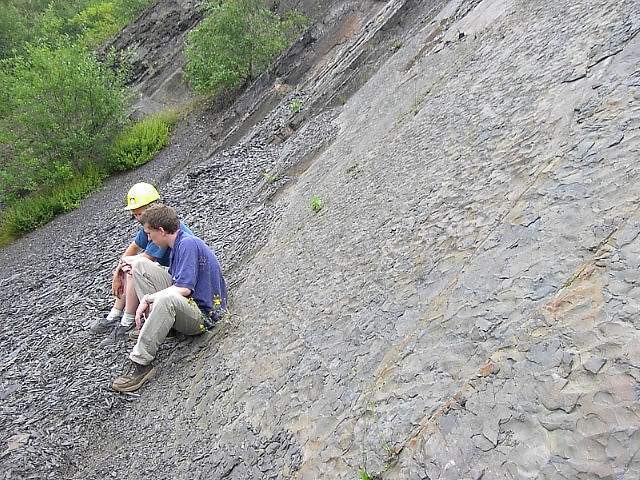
[290,98,303,113]
[310,194,324,213]
[186,0,308,94]
[0,0,159,246]
[112,0,154,21]
[0,0,153,57]
[0,108,178,244]
[358,468,374,480]
[0,41,128,201]
[67,0,152,48]
[110,110,179,171]
[71,2,120,48]
[263,170,279,184]
[390,39,403,51]
[0,155,75,204]
[0,0,52,59]
[0,165,104,245]
[0,5,28,59]
[38,2,86,42]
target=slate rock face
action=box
[98,0,204,117]
[99,0,350,117]
[2,0,640,479]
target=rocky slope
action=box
[2,0,640,479]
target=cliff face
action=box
[101,0,355,118]
[98,0,204,118]
[2,1,640,479]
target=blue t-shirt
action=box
[169,230,227,316]
[134,222,193,267]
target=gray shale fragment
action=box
[583,356,607,374]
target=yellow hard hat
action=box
[124,182,160,210]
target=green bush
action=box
[0,0,154,58]
[185,0,307,94]
[111,0,154,24]
[0,155,76,204]
[71,0,154,48]
[36,0,152,46]
[71,2,120,49]
[0,41,128,201]
[310,194,324,213]
[0,165,104,245]
[0,5,28,59]
[290,98,302,113]
[109,110,179,171]
[0,0,52,59]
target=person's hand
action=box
[135,297,151,330]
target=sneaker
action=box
[99,324,132,346]
[90,314,120,334]
[111,361,157,393]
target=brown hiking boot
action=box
[111,361,156,393]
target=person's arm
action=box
[145,285,191,301]
[121,251,154,265]
[122,241,142,258]
[134,286,192,329]
[117,242,143,269]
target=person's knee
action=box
[130,257,156,281]
[130,256,153,272]
[154,291,183,307]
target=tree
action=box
[185,0,307,94]
[0,42,128,201]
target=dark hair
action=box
[139,203,180,233]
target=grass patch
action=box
[310,194,324,213]
[358,468,375,480]
[109,110,179,171]
[0,109,179,247]
[290,98,303,114]
[0,166,104,246]
[263,170,279,184]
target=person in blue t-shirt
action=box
[90,183,193,345]
[112,203,227,393]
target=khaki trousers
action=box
[129,257,206,365]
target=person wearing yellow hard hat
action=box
[90,182,193,344]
